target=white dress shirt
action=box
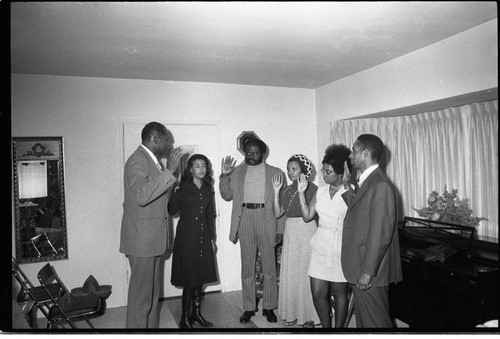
[141,144,162,171]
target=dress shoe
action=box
[239,311,256,323]
[262,309,277,323]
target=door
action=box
[121,120,222,298]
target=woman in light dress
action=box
[272,154,320,328]
[297,144,353,328]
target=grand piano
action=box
[389,217,499,329]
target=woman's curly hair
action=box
[322,144,352,175]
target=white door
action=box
[121,120,222,298]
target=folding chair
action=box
[343,284,355,327]
[11,257,63,328]
[329,284,355,327]
[31,232,58,258]
[37,263,106,329]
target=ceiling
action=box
[10,2,498,89]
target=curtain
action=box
[330,99,498,239]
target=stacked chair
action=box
[30,233,58,258]
[11,257,106,329]
[12,257,62,328]
[343,284,355,327]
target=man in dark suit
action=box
[341,134,402,328]
[219,137,286,323]
[120,121,183,328]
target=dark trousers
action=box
[352,285,393,328]
[126,255,161,328]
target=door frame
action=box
[118,119,225,297]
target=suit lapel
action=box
[236,163,247,198]
[264,163,272,202]
[348,168,381,209]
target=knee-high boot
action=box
[191,287,213,327]
[179,288,193,329]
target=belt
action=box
[242,203,265,209]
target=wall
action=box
[315,19,498,154]
[11,76,317,308]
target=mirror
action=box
[12,137,68,263]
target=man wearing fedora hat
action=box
[220,136,286,323]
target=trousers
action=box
[352,285,393,328]
[238,208,278,311]
[126,255,161,328]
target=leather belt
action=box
[242,203,265,209]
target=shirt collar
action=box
[358,164,379,187]
[140,144,161,169]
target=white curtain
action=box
[330,99,498,239]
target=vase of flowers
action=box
[414,187,487,228]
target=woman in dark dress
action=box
[168,154,218,329]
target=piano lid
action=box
[401,217,498,265]
[402,217,475,254]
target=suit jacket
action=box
[120,146,177,257]
[219,162,286,244]
[341,167,402,287]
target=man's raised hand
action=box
[167,147,183,173]
[221,156,237,174]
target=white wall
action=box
[11,76,317,308]
[315,19,498,155]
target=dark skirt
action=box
[170,217,217,288]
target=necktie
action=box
[354,180,359,193]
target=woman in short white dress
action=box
[297,144,353,328]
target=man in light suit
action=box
[120,121,183,328]
[341,134,402,328]
[220,137,286,323]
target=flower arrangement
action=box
[414,187,487,227]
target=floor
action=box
[30,290,409,332]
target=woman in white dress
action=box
[297,144,353,328]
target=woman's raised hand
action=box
[221,156,237,174]
[272,174,283,192]
[297,173,308,192]
[342,161,351,189]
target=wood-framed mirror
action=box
[12,137,68,263]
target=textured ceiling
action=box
[10,2,498,89]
